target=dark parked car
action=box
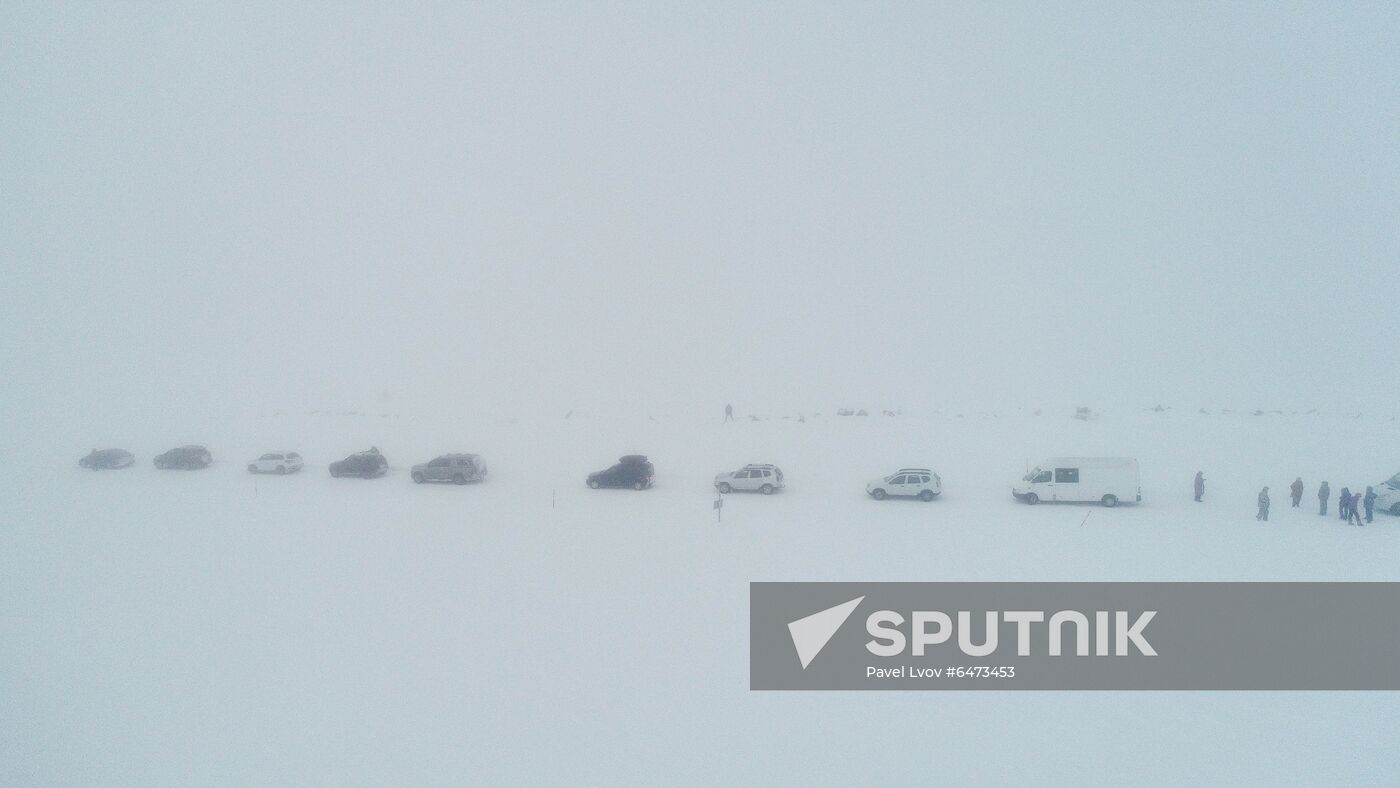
[80,448,134,470]
[587,455,654,490]
[330,447,387,478]
[154,445,212,470]
[411,453,487,484]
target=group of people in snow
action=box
[1239,477,1376,524]
[1195,472,1376,524]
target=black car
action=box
[154,445,212,470]
[79,448,135,470]
[330,447,387,478]
[587,455,654,490]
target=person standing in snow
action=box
[724,403,733,423]
[1290,478,1304,507]
[1318,481,1330,515]
[1347,491,1364,526]
[1339,488,1352,521]
[1256,487,1270,521]
[1364,486,1377,524]
[1193,471,1205,502]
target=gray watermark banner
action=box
[750,582,1400,690]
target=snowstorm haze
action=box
[3,2,1397,431]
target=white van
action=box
[1013,457,1140,507]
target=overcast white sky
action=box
[3,2,1397,423]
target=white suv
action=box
[867,468,941,501]
[248,451,304,474]
[715,464,785,494]
[1374,473,1400,516]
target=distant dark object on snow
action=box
[587,456,654,490]
[1151,404,1169,412]
[1074,406,1098,421]
[80,448,134,470]
[154,445,211,470]
[330,448,387,478]
[836,408,854,416]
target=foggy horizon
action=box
[5,2,1397,428]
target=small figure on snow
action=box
[1194,471,1205,502]
[1290,477,1304,508]
[1318,481,1330,516]
[1339,488,1352,521]
[1256,487,1270,522]
[724,403,734,423]
[1347,491,1364,526]
[1363,486,1377,524]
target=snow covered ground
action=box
[4,407,1399,785]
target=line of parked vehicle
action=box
[73,446,1400,512]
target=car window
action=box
[1033,470,1052,483]
[430,458,447,467]
[891,475,907,485]
[760,470,771,477]
[921,475,930,484]
[1055,468,1079,483]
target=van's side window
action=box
[1055,468,1080,483]
[1033,470,1052,483]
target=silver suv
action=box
[867,468,942,501]
[411,453,487,485]
[714,464,785,494]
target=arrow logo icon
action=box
[787,596,864,669]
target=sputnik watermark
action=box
[751,582,1400,690]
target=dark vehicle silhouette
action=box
[587,455,654,490]
[154,445,212,470]
[330,447,387,478]
[80,448,134,470]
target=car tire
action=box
[919,489,935,502]
[454,474,467,485]
[1024,493,1039,505]
[717,482,732,494]
[248,464,258,474]
[276,465,286,475]
[872,489,887,500]
[588,479,600,489]
[633,480,645,491]
[412,472,424,484]
[1102,494,1119,507]
[760,484,773,495]
[330,468,340,478]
